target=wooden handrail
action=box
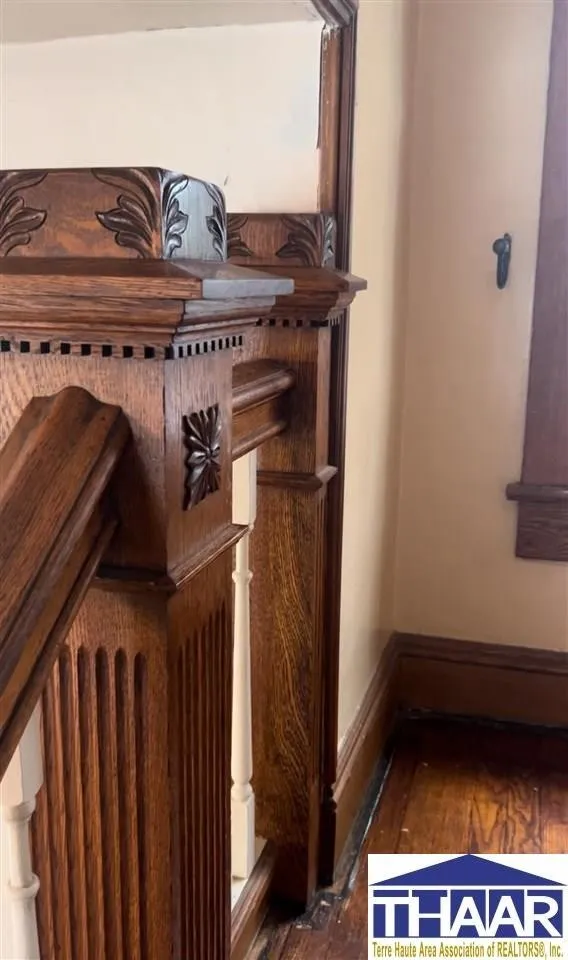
[0,386,130,779]
[232,360,295,460]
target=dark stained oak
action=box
[314,0,359,884]
[232,360,295,460]
[507,0,568,560]
[0,166,368,959]
[252,718,568,959]
[0,257,292,304]
[227,220,366,905]
[396,632,568,727]
[0,387,129,779]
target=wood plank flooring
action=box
[251,717,568,959]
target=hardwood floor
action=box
[250,717,568,959]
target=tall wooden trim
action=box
[318,8,359,885]
[507,0,568,560]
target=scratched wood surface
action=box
[252,718,568,959]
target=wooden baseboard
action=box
[396,632,568,727]
[231,842,277,960]
[333,637,397,868]
[331,631,568,872]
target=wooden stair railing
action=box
[0,386,130,779]
[0,386,129,959]
[0,167,366,960]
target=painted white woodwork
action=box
[231,450,257,881]
[0,706,43,960]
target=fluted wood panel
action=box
[31,591,170,960]
[168,554,233,960]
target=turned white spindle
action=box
[0,706,43,960]
[231,450,257,880]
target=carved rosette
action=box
[182,405,222,510]
[0,171,48,256]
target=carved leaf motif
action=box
[182,405,222,510]
[227,214,253,259]
[204,182,227,260]
[93,168,159,258]
[0,170,48,256]
[276,214,336,268]
[322,216,336,266]
[162,174,189,257]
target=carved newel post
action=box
[0,168,292,960]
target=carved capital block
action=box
[0,168,228,260]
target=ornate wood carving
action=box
[0,162,367,956]
[227,214,253,259]
[204,182,227,260]
[506,0,568,560]
[0,171,48,257]
[0,167,240,260]
[93,168,159,259]
[276,214,335,267]
[162,173,190,258]
[227,212,336,268]
[182,405,222,510]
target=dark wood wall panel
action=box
[252,485,328,903]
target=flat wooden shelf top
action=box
[0,258,294,302]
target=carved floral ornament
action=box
[0,170,48,256]
[182,405,222,510]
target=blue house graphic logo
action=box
[370,855,565,939]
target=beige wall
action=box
[338,0,416,742]
[395,0,568,650]
[0,21,322,212]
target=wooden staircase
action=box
[0,166,365,959]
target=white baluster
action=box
[0,706,43,960]
[231,450,257,880]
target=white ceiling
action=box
[0,0,322,44]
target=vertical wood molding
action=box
[31,593,171,960]
[317,8,359,885]
[506,0,568,560]
[169,556,234,960]
[246,324,333,906]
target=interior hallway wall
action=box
[394,0,567,650]
[338,0,416,742]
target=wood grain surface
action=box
[254,717,568,958]
[0,387,129,779]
